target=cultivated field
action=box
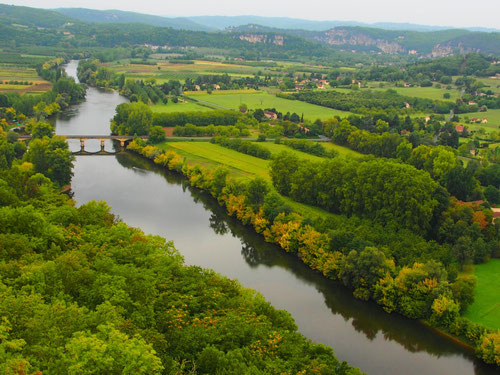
[185,91,352,120]
[0,65,52,94]
[105,59,263,83]
[464,259,500,330]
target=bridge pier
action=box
[18,135,148,154]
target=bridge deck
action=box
[17,135,147,140]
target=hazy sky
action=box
[5,0,500,29]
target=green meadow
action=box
[462,109,500,127]
[186,91,352,120]
[259,141,362,160]
[157,140,343,219]
[150,101,213,113]
[464,259,500,330]
[330,86,461,102]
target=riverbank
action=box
[126,140,500,370]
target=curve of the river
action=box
[56,60,497,375]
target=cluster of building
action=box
[295,78,330,90]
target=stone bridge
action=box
[17,135,148,154]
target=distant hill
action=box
[54,8,214,32]
[189,15,500,33]
[0,4,498,59]
[0,3,76,28]
[228,24,500,56]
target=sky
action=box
[5,0,500,29]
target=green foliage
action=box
[211,136,272,160]
[279,89,453,115]
[173,124,248,137]
[23,136,74,186]
[31,121,54,139]
[269,151,299,196]
[148,126,166,144]
[111,102,152,136]
[442,167,478,201]
[153,110,241,127]
[245,177,270,211]
[271,153,439,233]
[282,138,336,158]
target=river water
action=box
[56,60,497,375]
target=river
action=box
[56,60,497,375]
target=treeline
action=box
[0,120,74,186]
[0,135,359,375]
[356,53,498,83]
[328,118,492,204]
[211,136,272,159]
[173,124,250,137]
[270,152,440,234]
[127,140,500,367]
[183,74,271,91]
[278,89,455,115]
[153,110,241,127]
[78,60,169,104]
[280,138,336,158]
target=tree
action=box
[269,152,299,195]
[62,324,163,374]
[442,167,477,201]
[111,102,152,136]
[23,137,74,186]
[253,108,265,122]
[451,274,476,312]
[484,185,500,204]
[452,236,474,269]
[31,121,54,139]
[396,141,412,162]
[148,126,165,144]
[340,247,394,300]
[245,177,269,211]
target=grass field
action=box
[150,101,214,113]
[156,140,342,219]
[464,259,500,330]
[185,91,352,121]
[259,141,362,160]
[462,109,500,127]
[330,86,460,102]
[477,77,500,94]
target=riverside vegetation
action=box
[127,138,500,367]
